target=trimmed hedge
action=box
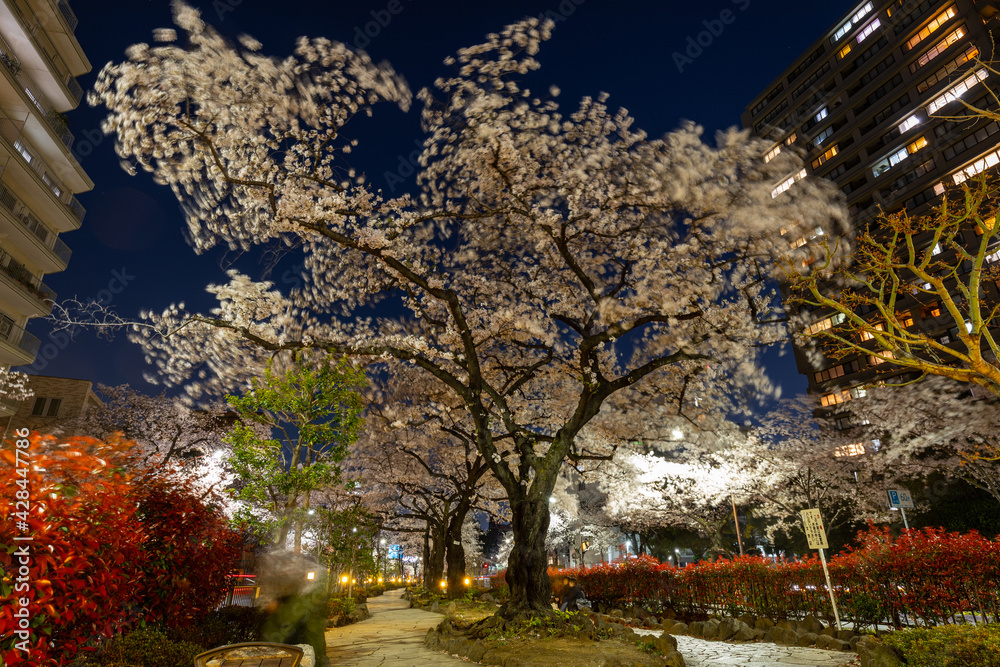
[879,624,1000,667]
[494,526,1000,628]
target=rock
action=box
[820,626,836,637]
[857,636,905,667]
[595,615,609,633]
[670,622,688,635]
[664,650,686,667]
[717,617,737,641]
[815,634,833,650]
[478,592,495,604]
[771,627,798,645]
[701,619,720,639]
[835,639,853,651]
[754,618,774,632]
[430,601,439,613]
[659,621,675,634]
[467,640,487,663]
[798,615,824,635]
[296,645,315,667]
[775,619,795,631]
[738,614,755,627]
[733,621,755,642]
[610,609,624,618]
[622,627,639,642]
[837,629,857,641]
[688,621,704,637]
[663,609,677,621]
[797,632,819,647]
[656,633,678,653]
[751,628,766,641]
[445,601,457,616]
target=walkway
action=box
[325,591,855,667]
[635,629,855,667]
[324,588,468,666]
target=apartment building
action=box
[0,0,91,417]
[0,372,98,435]
[742,0,1000,428]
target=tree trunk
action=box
[501,493,553,617]
[426,522,446,591]
[444,501,472,599]
[422,526,430,588]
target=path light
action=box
[670,428,684,441]
[464,578,470,586]
[341,575,349,584]
[306,571,315,580]
[440,580,447,588]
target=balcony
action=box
[0,245,55,311]
[0,113,85,227]
[55,0,77,31]
[2,0,83,107]
[0,31,73,150]
[0,312,38,365]
[0,179,71,268]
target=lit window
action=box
[764,144,782,163]
[860,321,886,341]
[872,137,925,177]
[985,247,1000,263]
[790,236,807,249]
[923,303,941,317]
[931,242,942,255]
[912,25,966,73]
[868,351,896,365]
[771,168,807,198]
[934,182,946,195]
[834,442,867,457]
[838,43,853,60]
[813,127,835,147]
[815,107,829,123]
[832,1,875,43]
[899,314,914,327]
[965,320,974,333]
[805,312,846,336]
[905,6,958,51]
[812,145,839,169]
[975,216,997,235]
[898,115,920,133]
[952,145,1000,184]
[927,68,989,115]
[821,390,852,407]
[916,45,979,94]
[785,133,797,145]
[856,18,881,43]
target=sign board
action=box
[800,508,829,550]
[386,544,403,559]
[887,489,914,509]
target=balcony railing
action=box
[0,179,71,264]
[0,245,55,305]
[5,0,83,105]
[0,28,74,150]
[0,113,86,223]
[0,313,39,356]
[55,0,77,31]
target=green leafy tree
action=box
[226,354,365,552]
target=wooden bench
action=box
[193,642,304,667]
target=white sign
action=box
[800,508,829,550]
[887,489,914,509]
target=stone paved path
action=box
[324,588,469,666]
[325,591,857,667]
[635,628,857,667]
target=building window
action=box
[815,358,862,383]
[952,146,1000,184]
[897,115,920,133]
[805,312,846,336]
[813,127,835,146]
[815,107,829,123]
[820,386,867,408]
[911,25,966,73]
[860,321,886,341]
[917,45,979,94]
[922,303,941,318]
[833,1,875,43]
[856,18,881,43]
[834,442,867,457]
[811,145,839,169]
[764,144,782,163]
[868,351,897,365]
[838,43,853,60]
[30,397,62,417]
[771,168,807,198]
[872,136,927,177]
[928,68,989,115]
[905,6,957,51]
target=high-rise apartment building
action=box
[0,0,91,416]
[743,0,1000,418]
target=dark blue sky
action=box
[27,0,848,398]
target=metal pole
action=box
[731,496,744,556]
[818,548,841,631]
[900,507,909,530]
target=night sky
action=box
[26,0,849,399]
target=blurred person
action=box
[257,551,331,667]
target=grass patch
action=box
[879,624,1000,667]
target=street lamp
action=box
[674,548,680,568]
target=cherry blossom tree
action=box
[63,383,231,471]
[90,3,844,620]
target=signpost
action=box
[887,489,914,530]
[800,508,841,631]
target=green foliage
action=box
[225,353,366,542]
[879,624,1000,667]
[81,627,205,667]
[328,595,357,617]
[168,606,266,648]
[311,502,379,575]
